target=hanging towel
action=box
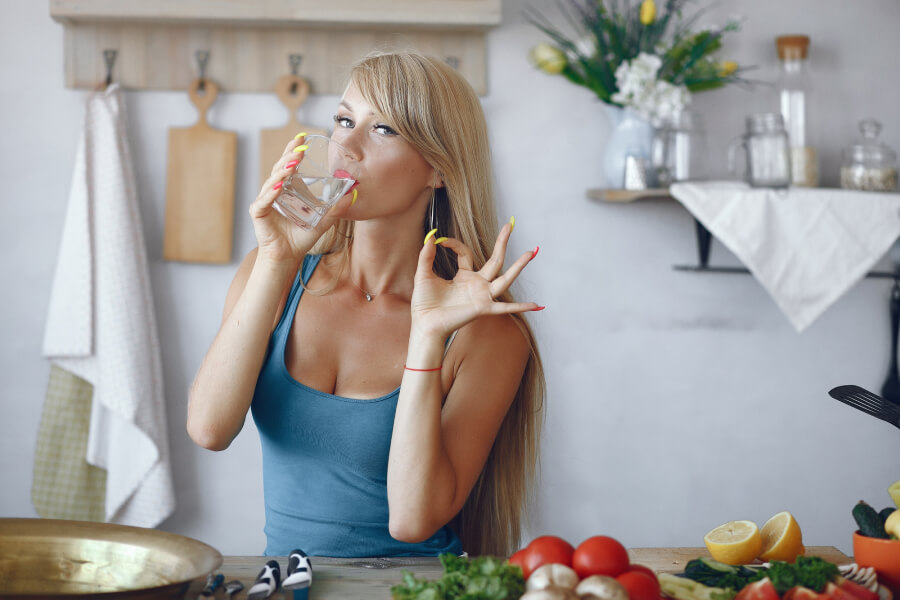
[41,83,175,527]
[670,181,900,331]
[32,365,107,522]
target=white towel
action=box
[670,181,900,331]
[42,83,174,527]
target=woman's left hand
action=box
[410,223,541,337]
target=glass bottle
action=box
[775,34,818,187]
[840,118,899,192]
[651,109,707,187]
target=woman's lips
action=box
[333,169,355,182]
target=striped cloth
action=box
[31,364,107,521]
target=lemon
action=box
[759,511,804,562]
[889,480,900,509]
[704,520,762,565]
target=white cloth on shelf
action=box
[670,181,900,332]
[42,83,174,527]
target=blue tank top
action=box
[251,254,463,557]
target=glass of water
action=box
[274,134,359,229]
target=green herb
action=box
[390,553,525,600]
[683,558,765,591]
[763,557,839,594]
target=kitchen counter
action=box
[185,546,852,599]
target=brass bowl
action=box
[0,518,222,599]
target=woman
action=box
[187,51,545,558]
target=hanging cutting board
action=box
[164,78,236,263]
[259,75,327,187]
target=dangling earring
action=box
[429,186,437,232]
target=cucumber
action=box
[879,506,895,525]
[659,573,736,600]
[852,500,889,538]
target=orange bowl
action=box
[853,531,900,593]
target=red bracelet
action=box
[404,364,442,372]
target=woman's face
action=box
[331,81,439,222]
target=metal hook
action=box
[103,49,117,87]
[195,50,210,91]
[444,56,460,70]
[289,54,303,95]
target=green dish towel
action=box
[32,364,107,522]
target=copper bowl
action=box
[0,518,222,599]
[853,530,900,594]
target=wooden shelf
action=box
[586,188,673,202]
[49,0,500,94]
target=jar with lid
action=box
[841,118,899,192]
[650,109,707,187]
[727,113,792,188]
[775,34,818,187]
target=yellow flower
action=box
[529,43,567,74]
[719,61,738,76]
[640,0,656,25]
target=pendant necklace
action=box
[348,257,375,302]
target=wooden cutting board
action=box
[163,78,236,263]
[259,74,327,187]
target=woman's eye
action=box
[374,124,397,136]
[333,115,354,129]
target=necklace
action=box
[347,259,375,302]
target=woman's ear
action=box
[433,172,446,189]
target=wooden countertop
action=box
[186,547,852,599]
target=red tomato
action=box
[826,582,861,600]
[835,580,878,600]
[571,535,630,579]
[508,549,530,579]
[783,586,825,600]
[617,570,661,600]
[627,563,658,580]
[523,536,576,576]
[735,579,780,600]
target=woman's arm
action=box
[386,224,539,541]
[186,248,297,451]
[387,314,530,542]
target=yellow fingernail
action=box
[351,188,358,206]
[292,144,309,153]
[509,216,515,231]
[294,132,307,140]
[434,237,449,245]
[423,228,438,245]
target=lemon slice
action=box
[759,511,804,562]
[889,480,900,509]
[704,520,762,565]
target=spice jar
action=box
[840,118,899,192]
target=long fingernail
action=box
[509,216,515,231]
[423,228,438,245]
[285,160,300,169]
[531,305,546,311]
[294,132,307,140]
[434,237,448,245]
[531,245,540,259]
[351,188,358,206]
[292,144,309,153]
[273,180,284,190]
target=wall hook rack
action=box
[102,49,117,87]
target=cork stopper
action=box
[776,35,810,60]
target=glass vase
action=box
[602,105,654,189]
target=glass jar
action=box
[775,34,818,187]
[840,118,899,192]
[728,113,792,188]
[651,109,707,187]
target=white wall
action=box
[2,0,899,558]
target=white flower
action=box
[611,52,690,123]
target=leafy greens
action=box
[390,553,525,600]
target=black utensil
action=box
[829,385,900,430]
[881,277,900,405]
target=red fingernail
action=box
[273,181,284,190]
[285,160,300,169]
[532,305,546,311]
[531,246,540,259]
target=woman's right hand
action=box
[249,134,322,265]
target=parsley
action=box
[764,557,839,594]
[390,553,525,600]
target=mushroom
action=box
[527,564,580,591]
[574,575,630,600]
[520,586,580,600]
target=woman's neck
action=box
[347,220,424,301]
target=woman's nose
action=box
[335,129,363,162]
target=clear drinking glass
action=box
[274,134,359,229]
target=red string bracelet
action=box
[404,365,442,372]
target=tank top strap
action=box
[271,254,323,348]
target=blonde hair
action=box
[315,51,545,556]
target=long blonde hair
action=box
[314,51,545,556]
